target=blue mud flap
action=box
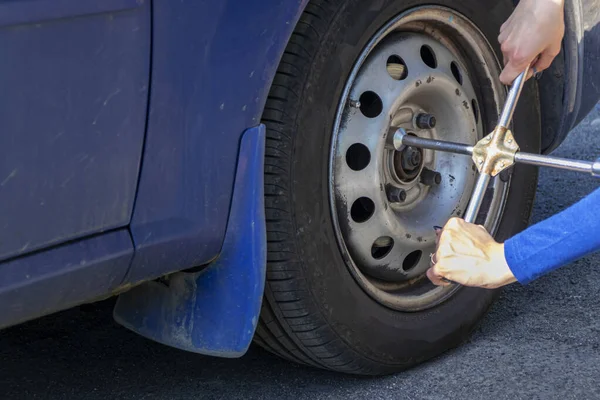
[113,125,266,358]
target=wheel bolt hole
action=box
[371,236,394,260]
[420,45,437,69]
[351,197,375,223]
[472,99,479,124]
[359,91,383,118]
[451,61,463,85]
[402,250,422,271]
[386,55,408,80]
[346,143,371,171]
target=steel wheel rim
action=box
[329,6,508,312]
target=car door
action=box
[0,0,150,261]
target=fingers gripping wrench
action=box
[394,66,600,227]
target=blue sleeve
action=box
[504,186,600,285]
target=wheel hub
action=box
[329,6,509,311]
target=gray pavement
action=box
[1,106,600,400]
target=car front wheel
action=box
[255,0,540,375]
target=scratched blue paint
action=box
[0,2,150,261]
[113,126,267,357]
[0,0,307,332]
[0,0,143,28]
[125,0,307,284]
[0,230,133,329]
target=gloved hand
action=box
[426,218,517,289]
[498,0,565,85]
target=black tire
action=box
[257,0,540,375]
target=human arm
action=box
[427,187,600,288]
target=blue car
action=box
[2,0,599,375]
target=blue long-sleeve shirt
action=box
[504,186,600,285]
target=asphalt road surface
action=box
[2,106,600,400]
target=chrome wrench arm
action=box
[396,133,600,177]
[464,68,529,223]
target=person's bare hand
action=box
[498,0,565,85]
[426,218,516,289]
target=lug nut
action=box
[401,146,422,170]
[416,113,437,129]
[411,151,422,165]
[386,185,407,203]
[420,168,442,185]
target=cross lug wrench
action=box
[393,65,600,226]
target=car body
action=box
[1,0,599,361]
